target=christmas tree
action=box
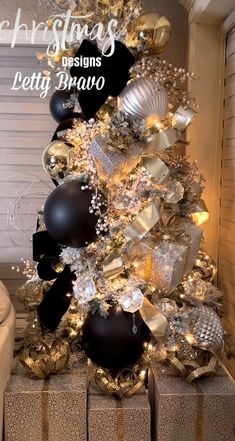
[16,0,227,396]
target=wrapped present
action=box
[4,372,87,441]
[88,385,151,441]
[129,238,188,292]
[148,362,235,441]
[89,134,141,183]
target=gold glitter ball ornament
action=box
[126,12,171,54]
[16,280,44,309]
[42,140,71,180]
[118,78,168,127]
[186,305,224,356]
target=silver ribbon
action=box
[172,105,197,132]
[144,128,180,154]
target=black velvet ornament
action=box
[81,306,150,370]
[44,180,105,248]
[52,118,79,141]
[50,90,82,123]
[70,40,135,119]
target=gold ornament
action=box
[127,12,171,54]
[16,280,44,309]
[118,78,168,126]
[42,140,71,180]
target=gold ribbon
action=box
[123,197,162,242]
[41,379,50,441]
[172,105,197,132]
[191,199,209,226]
[90,361,147,398]
[141,156,170,183]
[140,297,171,340]
[168,355,218,383]
[116,399,124,441]
[144,128,180,154]
[19,339,70,379]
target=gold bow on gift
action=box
[169,355,218,383]
[19,339,70,379]
[89,360,147,398]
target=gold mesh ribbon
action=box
[168,355,218,383]
[90,361,147,398]
[140,297,171,340]
[19,339,70,379]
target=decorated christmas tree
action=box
[16,0,227,396]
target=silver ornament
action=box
[42,140,71,180]
[119,288,144,313]
[186,305,224,355]
[118,78,168,124]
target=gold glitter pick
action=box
[123,197,163,242]
[141,155,170,184]
[172,105,197,132]
[144,128,180,154]
[140,297,171,340]
[103,253,124,279]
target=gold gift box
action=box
[148,362,235,441]
[4,372,87,441]
[88,385,151,441]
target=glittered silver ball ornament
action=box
[186,305,224,356]
[118,78,168,127]
[42,140,71,180]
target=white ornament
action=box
[119,288,144,313]
[73,277,96,305]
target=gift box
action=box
[88,385,151,441]
[148,362,235,441]
[4,372,87,441]
[129,238,188,292]
[89,134,141,183]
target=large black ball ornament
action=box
[52,118,79,141]
[44,180,105,248]
[81,306,150,370]
[50,90,82,123]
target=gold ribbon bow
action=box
[19,339,70,379]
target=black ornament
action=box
[44,180,105,248]
[81,306,150,370]
[70,40,135,119]
[52,118,79,141]
[50,90,82,123]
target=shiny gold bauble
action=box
[42,140,71,180]
[126,12,171,54]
